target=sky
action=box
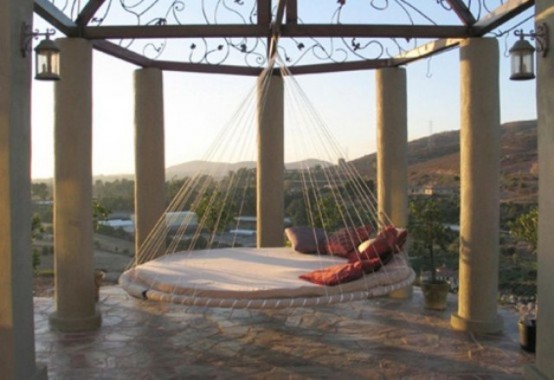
[30,2,537,179]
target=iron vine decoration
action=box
[46,0,509,67]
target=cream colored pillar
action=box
[451,38,502,333]
[257,73,284,247]
[0,2,48,378]
[376,67,408,228]
[134,68,166,265]
[376,67,411,299]
[525,3,554,379]
[49,38,101,332]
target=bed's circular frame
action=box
[119,247,415,309]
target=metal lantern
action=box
[509,36,536,81]
[509,24,550,82]
[34,37,60,81]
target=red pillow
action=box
[352,225,404,262]
[325,225,373,257]
[299,254,388,286]
[395,228,408,252]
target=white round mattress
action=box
[119,247,414,308]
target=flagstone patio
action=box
[34,286,533,379]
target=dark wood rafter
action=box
[76,0,106,27]
[79,24,469,40]
[269,0,288,59]
[471,0,535,36]
[286,0,298,25]
[258,0,271,60]
[82,25,269,39]
[281,24,469,39]
[282,59,391,75]
[257,0,271,27]
[443,0,476,25]
[391,38,462,66]
[34,0,77,35]
[153,60,263,76]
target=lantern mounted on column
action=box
[509,23,549,81]
[20,22,60,81]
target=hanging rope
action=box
[120,54,414,309]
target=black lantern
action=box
[509,23,549,82]
[21,22,61,81]
[34,36,60,81]
[509,36,536,80]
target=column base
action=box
[30,363,48,380]
[451,312,503,333]
[388,285,413,299]
[524,364,550,380]
[49,309,102,332]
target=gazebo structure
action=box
[1,0,552,379]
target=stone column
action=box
[49,38,101,332]
[376,67,411,299]
[257,73,284,247]
[451,38,502,333]
[0,2,47,378]
[376,67,408,228]
[526,3,554,379]
[134,68,166,265]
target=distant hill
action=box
[35,121,537,205]
[349,120,537,203]
[165,158,333,179]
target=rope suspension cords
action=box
[119,55,415,309]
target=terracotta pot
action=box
[518,320,536,353]
[421,281,449,310]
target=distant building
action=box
[229,216,292,236]
[410,185,459,196]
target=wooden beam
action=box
[391,38,462,66]
[284,59,390,75]
[257,0,271,26]
[274,0,287,33]
[33,0,78,35]
[471,0,534,36]
[269,0,287,59]
[153,61,263,76]
[81,23,469,40]
[444,0,476,26]
[76,0,106,27]
[281,24,469,39]
[286,0,298,25]
[82,25,269,39]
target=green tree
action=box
[31,214,44,273]
[92,199,111,231]
[313,193,342,231]
[31,182,51,201]
[408,196,453,282]
[509,207,538,253]
[195,191,235,234]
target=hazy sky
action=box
[30,2,537,179]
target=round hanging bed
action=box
[119,247,415,309]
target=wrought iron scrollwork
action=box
[44,0,517,68]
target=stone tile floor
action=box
[34,286,534,379]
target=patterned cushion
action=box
[352,225,407,262]
[285,227,327,254]
[299,251,393,286]
[325,225,373,257]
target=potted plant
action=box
[508,208,538,352]
[409,196,453,310]
[517,301,537,352]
